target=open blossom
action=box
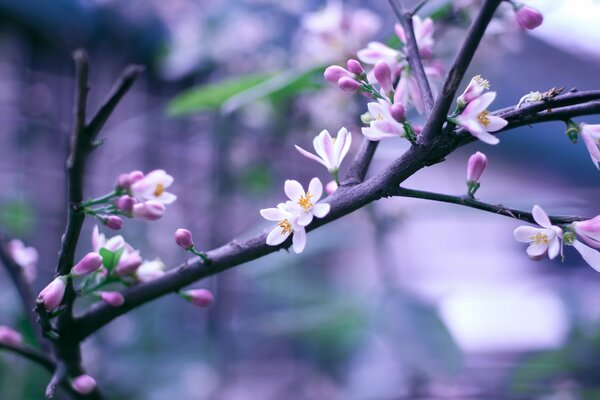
[513,3,543,30]
[455,92,508,145]
[394,16,435,58]
[100,291,125,307]
[295,127,351,174]
[260,204,307,254]
[571,240,600,272]
[135,259,165,282]
[92,225,142,276]
[513,205,562,261]
[0,325,22,346]
[8,239,37,283]
[72,375,97,395]
[38,275,68,311]
[362,100,407,141]
[579,123,600,169]
[283,178,330,226]
[457,75,490,107]
[130,170,177,205]
[357,42,401,70]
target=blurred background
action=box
[1,0,600,399]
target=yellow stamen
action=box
[375,114,384,120]
[530,232,550,245]
[278,219,293,235]
[154,183,165,197]
[298,191,314,211]
[474,75,490,89]
[477,111,490,127]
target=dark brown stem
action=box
[343,139,379,185]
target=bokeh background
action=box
[1,0,600,399]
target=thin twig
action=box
[45,362,67,399]
[0,342,55,371]
[343,140,379,185]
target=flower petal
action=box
[308,177,323,202]
[260,208,288,221]
[312,203,330,218]
[485,115,508,132]
[155,192,177,205]
[284,180,305,202]
[580,130,600,169]
[266,226,290,246]
[514,225,543,242]
[573,240,600,272]
[532,205,552,229]
[548,237,560,260]
[296,212,313,226]
[292,229,307,253]
[295,145,328,168]
[526,242,548,259]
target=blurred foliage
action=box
[0,200,36,237]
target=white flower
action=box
[260,204,308,254]
[130,170,177,205]
[457,75,490,107]
[92,225,124,253]
[8,239,38,283]
[361,100,406,141]
[513,205,562,260]
[91,225,142,276]
[295,127,352,174]
[135,259,166,282]
[455,92,508,145]
[283,178,330,226]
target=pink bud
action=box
[72,375,97,395]
[184,289,214,308]
[104,216,124,230]
[390,103,406,122]
[38,276,67,311]
[324,65,352,84]
[132,201,165,221]
[346,59,364,76]
[128,170,144,185]
[115,252,143,276]
[116,174,131,189]
[338,77,361,92]
[325,180,338,195]
[373,61,393,93]
[174,229,194,250]
[115,195,136,213]
[71,252,103,276]
[0,326,23,346]
[467,151,487,183]
[100,291,125,307]
[515,4,543,30]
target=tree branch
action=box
[0,341,55,371]
[388,0,434,114]
[392,187,586,225]
[343,140,379,185]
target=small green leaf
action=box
[99,246,124,271]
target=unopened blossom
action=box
[72,375,97,395]
[132,201,166,221]
[579,123,600,169]
[295,127,352,175]
[174,228,194,250]
[130,169,177,205]
[513,3,543,30]
[338,77,361,92]
[457,75,490,108]
[260,204,307,254]
[100,291,125,307]
[183,289,214,308]
[346,59,364,77]
[394,16,435,58]
[361,100,407,141]
[115,195,136,213]
[572,216,600,248]
[455,92,507,145]
[324,65,353,84]
[373,60,393,94]
[513,205,562,261]
[0,325,22,346]
[8,239,37,283]
[326,180,338,195]
[116,170,144,189]
[135,259,165,282]
[467,151,488,184]
[38,275,68,311]
[71,252,103,276]
[104,215,124,230]
[283,178,330,226]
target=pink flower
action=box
[71,252,103,276]
[467,151,488,183]
[579,123,600,169]
[8,239,38,283]
[457,75,490,108]
[455,92,508,145]
[132,201,166,221]
[115,195,136,213]
[116,170,144,189]
[183,289,214,308]
[361,100,407,141]
[571,240,600,272]
[130,169,177,205]
[295,127,352,174]
[325,180,338,195]
[100,291,125,307]
[513,206,562,261]
[72,375,97,395]
[514,3,543,30]
[573,216,600,248]
[174,229,194,250]
[346,59,364,76]
[337,77,361,92]
[0,325,23,346]
[394,16,435,58]
[38,276,68,311]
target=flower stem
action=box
[190,248,211,265]
[81,190,119,208]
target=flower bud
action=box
[514,4,543,30]
[373,60,393,93]
[183,289,214,308]
[115,195,136,213]
[104,216,124,230]
[573,216,600,248]
[115,252,143,276]
[0,325,23,346]
[346,59,364,77]
[325,180,338,195]
[100,291,125,307]
[390,103,406,122]
[72,375,97,395]
[38,276,68,311]
[128,170,144,185]
[71,252,103,276]
[338,77,361,92]
[116,174,131,189]
[132,201,165,221]
[174,229,194,250]
[324,65,352,84]
[467,151,488,183]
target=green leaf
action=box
[99,246,124,271]
[167,73,273,116]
